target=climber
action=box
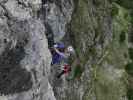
[51,43,75,65]
[50,42,75,78]
[51,42,66,65]
[55,45,75,78]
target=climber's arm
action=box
[54,48,67,58]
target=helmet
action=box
[54,42,65,49]
[67,46,74,53]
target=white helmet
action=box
[67,46,74,53]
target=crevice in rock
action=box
[40,0,55,48]
[44,22,55,48]
[129,26,133,44]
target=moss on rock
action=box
[94,66,126,100]
[69,0,130,100]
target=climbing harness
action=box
[57,64,71,78]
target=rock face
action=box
[0,0,56,100]
[0,0,132,100]
[40,0,73,43]
[50,0,130,100]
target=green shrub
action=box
[125,62,133,75]
[111,3,119,17]
[115,0,133,9]
[128,48,133,60]
[119,31,126,43]
[108,0,118,3]
[127,88,133,100]
[130,11,133,24]
[73,65,83,78]
[67,65,83,81]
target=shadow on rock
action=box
[0,43,33,95]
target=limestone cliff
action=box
[0,0,55,100]
[0,0,132,100]
[50,0,132,100]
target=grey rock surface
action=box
[0,0,131,100]
[42,0,73,42]
[0,0,56,100]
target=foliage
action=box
[127,88,133,100]
[115,0,133,9]
[128,48,133,60]
[111,3,119,17]
[70,0,130,99]
[73,65,83,79]
[119,31,126,43]
[125,62,133,76]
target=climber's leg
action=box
[57,70,65,78]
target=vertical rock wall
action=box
[41,0,73,42]
[49,0,130,100]
[0,0,56,100]
[69,0,129,100]
[0,0,131,100]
